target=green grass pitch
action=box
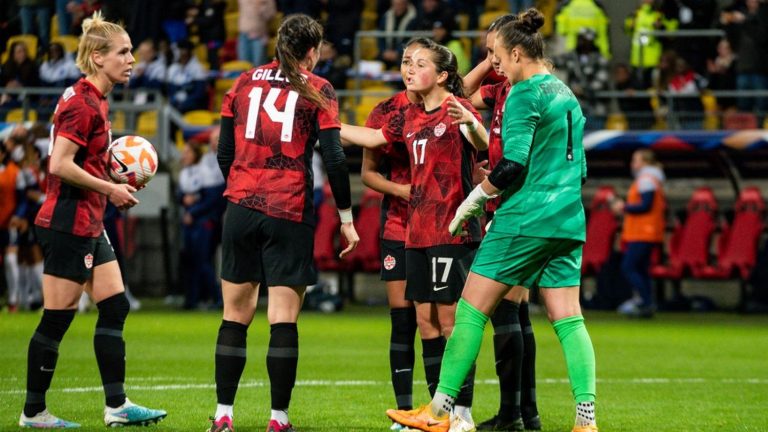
[1,306,767,431]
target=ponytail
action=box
[276,14,328,109]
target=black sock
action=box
[267,322,298,410]
[215,320,248,405]
[455,363,476,407]
[519,302,539,419]
[390,307,417,409]
[492,299,523,421]
[94,293,130,408]
[25,309,75,417]
[421,336,445,398]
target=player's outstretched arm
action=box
[361,148,410,200]
[49,136,138,209]
[340,123,388,149]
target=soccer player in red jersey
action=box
[463,14,542,431]
[342,40,488,430]
[21,11,167,429]
[361,37,430,425]
[209,14,359,432]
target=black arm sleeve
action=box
[217,116,235,179]
[487,158,526,191]
[318,128,352,210]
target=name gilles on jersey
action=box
[251,68,298,82]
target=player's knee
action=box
[96,292,130,325]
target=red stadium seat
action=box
[582,186,619,276]
[343,188,383,273]
[696,187,765,280]
[651,187,719,280]
[314,184,342,271]
[722,112,758,130]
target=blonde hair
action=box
[635,148,662,168]
[75,11,127,76]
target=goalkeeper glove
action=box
[449,184,497,236]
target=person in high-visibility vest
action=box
[611,149,666,318]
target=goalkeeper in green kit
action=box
[386,8,598,432]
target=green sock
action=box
[552,315,596,403]
[435,299,489,397]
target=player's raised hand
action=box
[447,95,476,126]
[108,183,139,210]
[339,222,360,258]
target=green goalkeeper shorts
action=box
[471,232,583,288]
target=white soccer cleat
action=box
[449,413,476,432]
[19,409,80,428]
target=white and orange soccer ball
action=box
[108,135,158,188]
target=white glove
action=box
[449,184,497,236]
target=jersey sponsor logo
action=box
[84,253,94,269]
[434,122,446,137]
[383,254,397,270]
[433,285,449,292]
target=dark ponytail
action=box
[425,43,465,98]
[497,8,545,59]
[276,14,328,109]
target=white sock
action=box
[270,409,289,425]
[4,252,19,305]
[575,401,596,426]
[430,392,455,418]
[453,405,473,422]
[215,404,233,420]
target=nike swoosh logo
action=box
[394,369,412,373]
[406,132,416,137]
[427,419,445,426]
[112,152,129,173]
[433,285,449,291]
[40,366,54,372]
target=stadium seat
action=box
[137,111,158,138]
[5,108,37,123]
[651,187,719,280]
[582,186,619,276]
[722,112,758,130]
[52,35,79,54]
[479,11,508,30]
[360,37,379,60]
[343,188,383,273]
[224,12,239,40]
[696,187,765,280]
[221,60,253,72]
[314,184,343,271]
[2,35,38,63]
[361,11,378,31]
[605,113,628,131]
[111,110,126,131]
[485,0,509,12]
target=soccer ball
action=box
[108,135,158,188]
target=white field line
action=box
[0,377,767,395]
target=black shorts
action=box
[35,225,116,284]
[221,202,317,286]
[380,239,406,281]
[405,243,477,303]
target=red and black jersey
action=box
[480,80,511,213]
[382,96,482,248]
[221,61,340,225]
[365,91,411,242]
[36,78,111,238]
